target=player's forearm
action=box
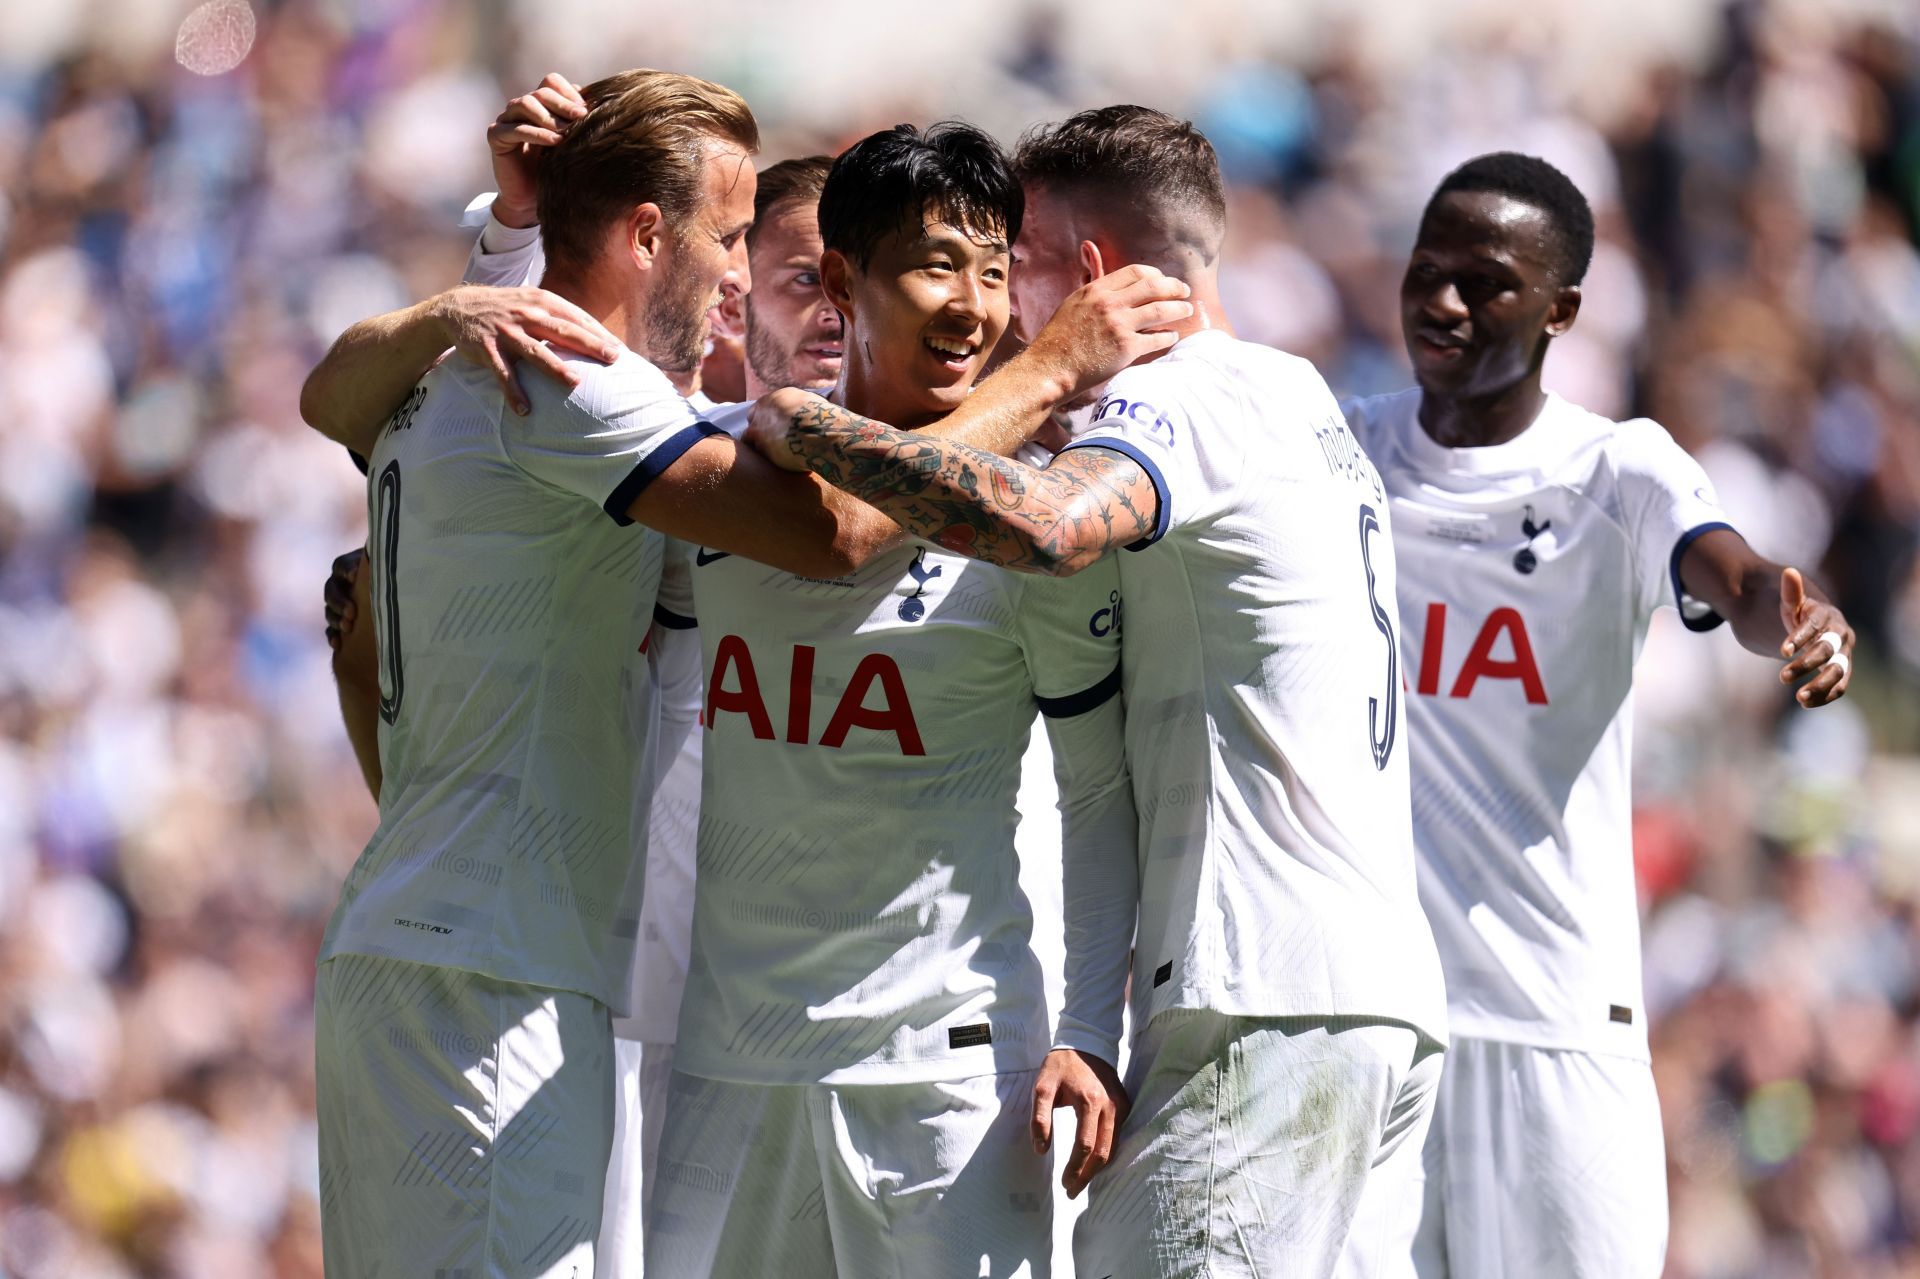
[1681,535,1819,658]
[301,299,452,455]
[784,399,1111,576]
[1049,706,1139,1065]
[334,660,384,801]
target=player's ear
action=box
[626,203,665,270]
[1075,238,1105,282]
[1545,284,1581,337]
[820,248,857,320]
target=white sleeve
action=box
[1057,362,1206,548]
[461,204,547,288]
[502,352,719,524]
[1615,420,1735,630]
[1013,560,1136,1066]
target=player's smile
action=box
[923,331,983,374]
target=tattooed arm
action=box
[758,394,1158,576]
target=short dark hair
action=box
[1014,105,1226,246]
[749,155,832,251]
[536,69,760,277]
[817,123,1023,269]
[1422,152,1596,284]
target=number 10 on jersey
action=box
[374,460,404,725]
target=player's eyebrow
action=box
[918,224,1010,258]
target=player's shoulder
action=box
[506,348,687,437]
[1339,385,1422,448]
[701,400,751,439]
[1589,409,1701,486]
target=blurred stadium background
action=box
[2,0,1919,1274]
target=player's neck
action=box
[836,347,947,431]
[538,267,648,356]
[665,365,701,400]
[1162,274,1234,345]
[1417,377,1548,450]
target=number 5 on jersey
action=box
[1359,503,1397,770]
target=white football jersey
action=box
[1345,388,1731,1059]
[615,617,704,1042]
[319,350,717,1009]
[658,406,1136,1085]
[1064,330,1447,1042]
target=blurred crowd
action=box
[1,0,1917,1275]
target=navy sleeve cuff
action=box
[604,421,722,526]
[1034,663,1122,718]
[652,604,697,630]
[1669,520,1736,633]
[1060,439,1171,550]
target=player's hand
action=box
[746,387,827,473]
[327,547,379,690]
[323,547,366,651]
[1023,264,1193,400]
[1032,1047,1130,1199]
[487,72,586,228]
[1777,566,1854,707]
[425,285,624,415]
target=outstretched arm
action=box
[1679,529,1854,707]
[749,394,1157,576]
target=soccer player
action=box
[455,90,842,1272]
[641,121,1161,1279]
[749,105,1450,1278]
[298,69,956,1278]
[1337,152,1855,1279]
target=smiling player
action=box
[1341,151,1856,1279]
[643,121,1163,1279]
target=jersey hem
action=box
[1138,988,1450,1049]
[316,938,624,1015]
[670,1044,1049,1087]
[1442,1014,1651,1063]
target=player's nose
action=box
[725,237,751,298]
[1423,279,1468,323]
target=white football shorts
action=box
[1075,1011,1442,1279]
[598,1038,676,1278]
[315,952,614,1278]
[1411,1035,1667,1278]
[645,1067,1053,1277]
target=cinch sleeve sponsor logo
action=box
[1091,395,1176,447]
[1089,590,1122,638]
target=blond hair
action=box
[536,69,760,276]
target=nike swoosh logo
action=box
[695,548,730,566]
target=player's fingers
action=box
[1030,1076,1058,1154]
[480,338,529,415]
[523,297,623,359]
[504,92,560,132]
[1796,661,1847,707]
[1127,328,1184,357]
[1780,613,1823,658]
[532,85,583,123]
[518,340,583,393]
[1113,269,1191,304]
[1129,300,1196,331]
[1780,638,1839,681]
[488,122,565,153]
[542,72,586,110]
[528,316,622,365]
